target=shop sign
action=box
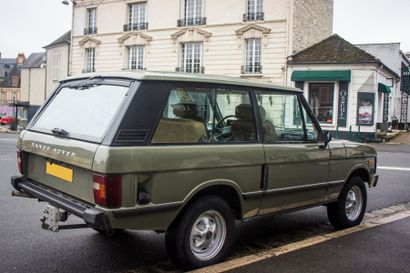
[337,82,348,127]
[401,63,410,95]
[383,94,389,122]
[357,92,375,126]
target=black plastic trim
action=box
[11,177,108,230]
[112,201,183,218]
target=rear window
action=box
[31,83,129,142]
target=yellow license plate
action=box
[46,162,73,183]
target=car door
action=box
[255,91,330,215]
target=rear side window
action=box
[151,87,256,144]
[31,84,129,142]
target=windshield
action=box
[31,83,129,142]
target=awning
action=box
[378,83,391,93]
[291,70,351,82]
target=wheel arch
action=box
[346,165,371,186]
[167,180,244,231]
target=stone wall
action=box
[292,0,334,53]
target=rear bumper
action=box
[11,176,109,230]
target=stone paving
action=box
[389,132,410,145]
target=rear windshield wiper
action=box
[51,128,69,137]
[69,83,98,90]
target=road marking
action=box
[191,202,410,273]
[378,166,410,171]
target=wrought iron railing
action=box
[84,27,97,35]
[177,17,207,27]
[123,22,149,32]
[175,66,205,74]
[241,65,262,74]
[243,12,264,22]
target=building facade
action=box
[355,43,410,129]
[20,53,47,124]
[0,53,25,117]
[70,0,333,85]
[287,35,400,141]
[44,31,71,95]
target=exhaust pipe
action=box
[12,190,35,199]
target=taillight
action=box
[93,174,122,208]
[17,150,23,174]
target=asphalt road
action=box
[1,133,410,273]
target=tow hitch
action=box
[40,204,88,232]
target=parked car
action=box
[11,71,378,270]
[0,115,15,125]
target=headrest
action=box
[173,103,199,119]
[259,106,266,121]
[235,104,254,121]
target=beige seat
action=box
[152,103,207,144]
[259,106,277,143]
[230,104,256,141]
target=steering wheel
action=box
[213,115,236,141]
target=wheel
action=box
[165,196,235,270]
[327,176,367,230]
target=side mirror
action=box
[320,130,332,149]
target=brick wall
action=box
[292,0,334,53]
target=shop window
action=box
[309,83,334,124]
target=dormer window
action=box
[124,2,148,31]
[85,8,97,35]
[178,0,206,27]
[244,0,264,22]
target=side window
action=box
[300,98,322,142]
[256,92,305,143]
[151,87,256,144]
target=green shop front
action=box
[287,35,400,142]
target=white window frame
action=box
[85,48,95,73]
[129,2,147,26]
[184,0,203,19]
[127,45,145,70]
[246,0,262,14]
[245,38,261,73]
[180,42,203,73]
[87,8,97,29]
[53,51,60,81]
[307,82,339,128]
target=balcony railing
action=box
[82,68,96,73]
[123,22,149,32]
[243,12,264,22]
[242,65,262,74]
[175,66,205,74]
[84,27,97,35]
[177,17,207,27]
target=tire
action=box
[165,195,235,270]
[327,176,367,230]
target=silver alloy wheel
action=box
[345,185,363,221]
[189,210,227,261]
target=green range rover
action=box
[11,71,378,270]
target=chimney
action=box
[16,53,26,65]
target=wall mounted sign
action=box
[337,81,349,127]
[383,94,389,122]
[401,63,410,95]
[357,92,375,126]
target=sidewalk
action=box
[228,217,410,273]
[388,132,410,145]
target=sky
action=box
[0,0,409,58]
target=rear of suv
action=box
[11,71,378,270]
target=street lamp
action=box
[62,0,77,5]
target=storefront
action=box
[287,35,399,141]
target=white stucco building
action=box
[287,35,401,141]
[70,0,334,85]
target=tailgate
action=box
[20,130,99,204]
